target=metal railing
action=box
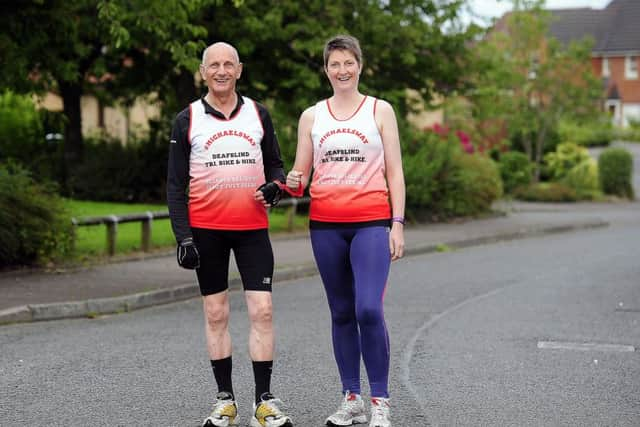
[71,197,310,256]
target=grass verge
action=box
[65,199,308,260]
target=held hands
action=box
[286,170,303,190]
[255,182,282,207]
[177,237,200,269]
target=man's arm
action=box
[256,103,286,183]
[167,108,192,243]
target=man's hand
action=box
[256,182,282,207]
[177,237,200,269]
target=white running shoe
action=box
[250,392,293,427]
[202,391,238,427]
[369,397,391,427]
[325,391,367,426]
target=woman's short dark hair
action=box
[323,35,362,68]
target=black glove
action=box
[177,237,200,269]
[257,181,282,207]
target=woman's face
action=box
[325,49,361,93]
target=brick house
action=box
[548,0,640,127]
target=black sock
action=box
[211,357,234,399]
[252,360,273,403]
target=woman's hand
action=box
[286,170,303,191]
[389,222,405,261]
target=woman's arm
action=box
[286,106,315,192]
[376,100,406,260]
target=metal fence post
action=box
[70,203,308,256]
[70,218,78,254]
[141,211,153,252]
[106,215,118,256]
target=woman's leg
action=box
[350,226,391,398]
[310,228,361,394]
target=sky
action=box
[467,0,612,24]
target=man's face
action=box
[200,45,242,96]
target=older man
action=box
[167,41,293,427]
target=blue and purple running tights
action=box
[310,226,391,398]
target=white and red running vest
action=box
[310,96,391,223]
[187,97,267,230]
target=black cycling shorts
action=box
[192,227,274,296]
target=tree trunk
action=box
[59,81,84,162]
[522,132,535,181]
[534,124,547,182]
[59,81,84,192]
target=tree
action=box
[177,0,476,164]
[0,0,214,185]
[1,1,106,170]
[94,0,478,164]
[465,0,602,179]
[196,0,474,119]
[1,0,475,172]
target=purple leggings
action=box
[310,226,391,398]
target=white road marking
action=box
[537,341,635,352]
[400,284,517,415]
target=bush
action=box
[403,128,458,216]
[0,162,73,268]
[598,147,634,199]
[562,159,601,200]
[0,91,67,183]
[615,119,640,142]
[499,151,532,193]
[0,91,62,180]
[544,142,591,181]
[68,120,168,203]
[558,118,613,147]
[513,182,578,202]
[510,125,561,156]
[441,153,503,216]
[404,126,502,219]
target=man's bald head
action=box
[202,42,241,66]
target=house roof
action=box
[548,0,640,55]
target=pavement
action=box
[0,200,626,325]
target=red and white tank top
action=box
[187,97,267,230]
[310,96,390,222]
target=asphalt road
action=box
[1,208,639,427]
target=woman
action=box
[286,35,405,427]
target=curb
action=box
[0,219,607,326]
[405,219,609,256]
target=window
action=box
[625,56,638,79]
[602,57,610,78]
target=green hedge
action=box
[513,182,578,202]
[562,159,601,200]
[558,119,613,147]
[0,163,73,268]
[404,131,458,216]
[615,119,640,142]
[499,151,532,194]
[544,142,592,181]
[0,91,65,182]
[510,125,561,156]
[404,126,503,219]
[67,119,169,203]
[598,147,634,199]
[441,152,503,216]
